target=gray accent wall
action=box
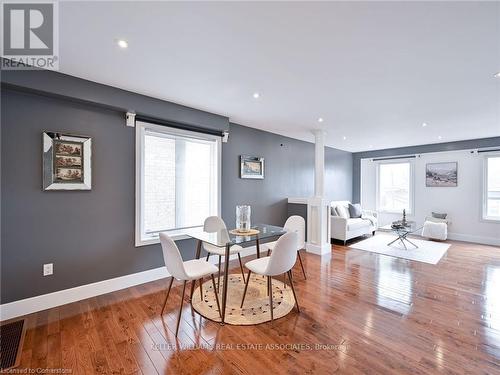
[221,124,352,227]
[2,88,171,303]
[352,137,500,203]
[1,66,230,133]
[1,83,352,304]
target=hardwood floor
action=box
[9,239,500,374]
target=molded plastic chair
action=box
[159,233,221,336]
[262,215,307,279]
[240,232,300,322]
[202,216,246,292]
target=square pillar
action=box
[306,129,331,256]
[306,197,331,255]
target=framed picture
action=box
[426,162,457,187]
[240,155,264,179]
[43,132,92,190]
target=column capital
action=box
[311,129,327,138]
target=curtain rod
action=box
[476,148,500,154]
[372,155,416,161]
[365,145,500,161]
[135,114,225,137]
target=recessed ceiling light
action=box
[422,122,428,127]
[117,39,128,49]
[253,92,260,99]
[343,136,347,140]
[318,117,324,123]
[437,135,442,140]
[494,72,500,78]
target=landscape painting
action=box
[55,156,82,168]
[426,162,458,187]
[55,141,82,156]
[240,155,264,179]
[56,168,83,182]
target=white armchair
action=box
[422,216,450,241]
[330,201,378,245]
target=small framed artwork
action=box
[240,155,264,179]
[43,132,92,190]
[426,162,457,187]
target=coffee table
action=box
[380,221,423,250]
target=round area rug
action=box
[191,273,296,325]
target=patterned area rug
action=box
[191,273,296,325]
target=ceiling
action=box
[58,1,500,152]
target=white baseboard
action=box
[306,242,331,256]
[379,228,500,247]
[0,245,259,322]
[447,232,500,246]
[0,266,170,321]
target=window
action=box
[136,121,220,246]
[483,155,500,221]
[377,161,413,213]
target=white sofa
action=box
[330,201,378,245]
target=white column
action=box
[313,129,325,197]
[306,130,331,256]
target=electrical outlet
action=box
[43,263,53,276]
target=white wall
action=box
[361,150,500,246]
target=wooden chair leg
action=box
[176,281,187,336]
[206,253,210,261]
[217,255,222,293]
[283,273,287,288]
[287,271,300,313]
[240,270,252,308]
[237,253,246,283]
[199,277,203,300]
[211,274,222,319]
[268,276,274,322]
[297,250,307,279]
[190,279,196,301]
[161,277,174,314]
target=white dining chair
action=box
[202,216,247,291]
[159,233,221,336]
[262,215,307,279]
[240,232,300,322]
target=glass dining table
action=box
[184,223,287,324]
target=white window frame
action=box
[376,159,415,214]
[135,121,221,246]
[482,152,500,223]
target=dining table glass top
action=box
[185,223,286,247]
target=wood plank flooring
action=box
[7,238,500,374]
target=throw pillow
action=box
[348,203,362,218]
[432,212,447,219]
[336,205,350,219]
